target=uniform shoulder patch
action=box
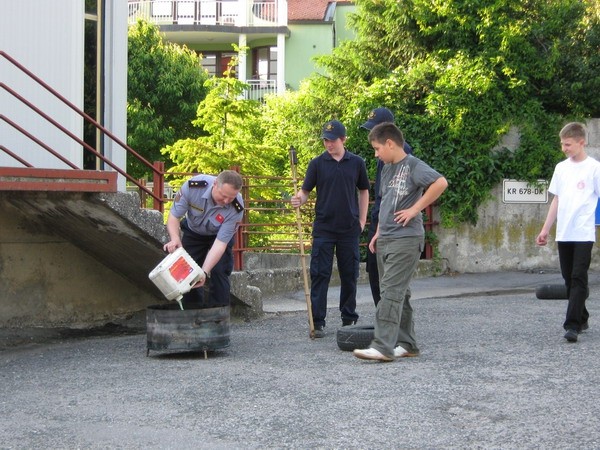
[189,180,208,188]
[231,198,244,213]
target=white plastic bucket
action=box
[148,247,205,309]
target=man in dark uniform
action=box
[291,120,370,337]
[361,107,413,306]
[163,170,244,308]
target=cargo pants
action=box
[370,235,423,358]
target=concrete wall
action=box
[0,191,168,329]
[0,207,158,328]
[230,254,446,320]
[436,118,600,273]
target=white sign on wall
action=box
[502,179,548,203]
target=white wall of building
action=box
[0,0,85,168]
[0,0,128,191]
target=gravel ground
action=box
[1,286,599,449]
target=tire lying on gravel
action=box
[336,325,374,352]
[535,284,568,300]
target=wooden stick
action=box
[289,146,315,339]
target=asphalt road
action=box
[1,271,599,449]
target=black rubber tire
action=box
[336,325,374,352]
[535,284,568,300]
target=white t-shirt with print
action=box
[549,156,600,242]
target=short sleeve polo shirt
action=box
[302,149,370,237]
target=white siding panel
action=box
[0,0,84,168]
[104,0,128,192]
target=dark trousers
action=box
[366,223,381,306]
[310,234,360,327]
[558,241,592,332]
[180,221,234,309]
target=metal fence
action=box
[132,170,436,270]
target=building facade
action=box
[0,0,128,190]
[127,0,356,97]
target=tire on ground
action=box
[336,325,374,352]
[535,284,568,300]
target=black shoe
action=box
[564,329,578,342]
[581,321,589,331]
[342,318,357,326]
[314,325,325,338]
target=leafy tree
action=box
[308,0,600,225]
[127,20,209,179]
[153,0,599,230]
[162,52,293,248]
[163,50,283,176]
[260,76,345,171]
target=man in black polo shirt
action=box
[291,120,370,337]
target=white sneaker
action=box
[353,348,393,362]
[393,345,419,358]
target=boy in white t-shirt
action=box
[536,122,600,343]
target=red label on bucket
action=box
[169,256,193,282]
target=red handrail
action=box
[0,114,79,169]
[0,145,33,167]
[0,50,166,211]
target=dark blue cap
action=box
[321,120,346,140]
[361,107,395,130]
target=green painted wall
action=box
[285,23,333,91]
[334,4,357,44]
[285,5,357,91]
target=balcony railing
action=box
[244,79,277,101]
[128,0,281,27]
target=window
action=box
[200,52,237,77]
[252,46,277,80]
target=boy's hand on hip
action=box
[394,207,418,226]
